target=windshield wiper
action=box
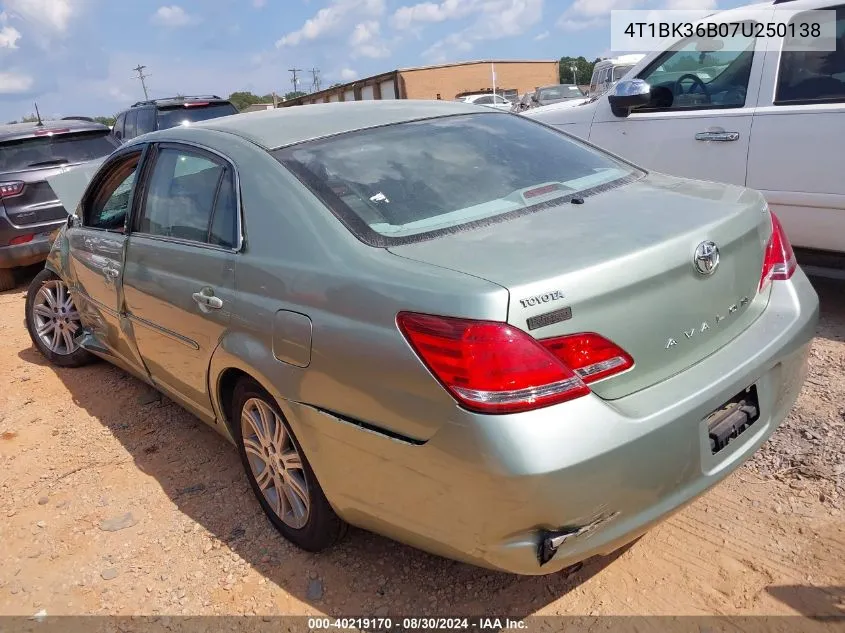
[27,158,69,168]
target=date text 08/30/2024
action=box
[308,618,527,630]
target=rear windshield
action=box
[274,113,639,246]
[0,130,118,173]
[538,86,584,100]
[157,103,238,130]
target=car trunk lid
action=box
[388,174,772,400]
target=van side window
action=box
[637,28,756,111]
[776,6,845,105]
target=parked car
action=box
[27,100,817,575]
[531,84,587,107]
[456,93,513,110]
[112,95,238,143]
[588,55,646,98]
[511,91,536,112]
[0,119,119,291]
[526,0,845,254]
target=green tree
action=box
[558,56,601,85]
[283,91,306,101]
[228,91,278,111]
[20,114,40,123]
[94,115,116,127]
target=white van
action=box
[525,0,845,254]
[588,54,647,97]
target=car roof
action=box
[190,99,495,150]
[128,95,231,109]
[0,119,111,143]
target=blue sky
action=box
[0,0,747,121]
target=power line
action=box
[132,64,151,100]
[288,68,304,94]
[310,68,321,92]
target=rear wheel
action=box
[0,268,14,292]
[25,269,94,367]
[232,378,346,551]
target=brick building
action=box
[281,60,559,106]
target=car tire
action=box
[25,269,94,368]
[0,268,15,292]
[232,377,347,552]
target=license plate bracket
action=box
[704,385,760,454]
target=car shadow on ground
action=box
[766,585,845,617]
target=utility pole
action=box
[132,64,150,100]
[310,68,321,92]
[570,65,578,86]
[288,68,303,95]
[272,91,279,108]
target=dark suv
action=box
[113,95,239,143]
[0,120,119,291]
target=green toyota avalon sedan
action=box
[25,100,818,575]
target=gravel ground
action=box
[0,269,843,619]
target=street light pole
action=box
[571,65,578,85]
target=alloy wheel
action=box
[240,397,310,529]
[31,279,81,355]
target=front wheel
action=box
[233,378,347,552]
[25,269,94,367]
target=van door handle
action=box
[103,266,120,279]
[695,131,739,142]
[192,287,223,311]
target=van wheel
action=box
[0,268,14,292]
[25,269,94,367]
[233,378,347,552]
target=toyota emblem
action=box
[693,241,720,276]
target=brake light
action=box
[34,128,70,136]
[759,211,796,292]
[0,181,24,199]
[541,333,634,383]
[184,102,209,107]
[397,313,632,414]
[9,234,34,245]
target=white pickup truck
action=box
[526,0,845,254]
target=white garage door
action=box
[329,94,340,102]
[343,89,355,102]
[361,85,374,100]
[379,79,396,99]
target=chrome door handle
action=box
[103,266,120,279]
[695,131,739,142]
[192,288,223,310]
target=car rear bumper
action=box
[0,232,54,269]
[287,270,819,575]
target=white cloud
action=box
[151,5,199,28]
[277,0,386,47]
[0,70,34,93]
[420,0,544,61]
[0,12,22,48]
[664,0,716,8]
[340,67,358,81]
[533,30,549,40]
[253,0,267,7]
[392,0,477,29]
[2,0,73,33]
[557,0,716,31]
[349,20,390,58]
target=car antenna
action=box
[34,102,44,127]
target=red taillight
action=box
[541,332,634,383]
[0,181,24,199]
[9,234,34,245]
[184,102,209,107]
[759,211,796,292]
[34,127,70,136]
[397,312,632,414]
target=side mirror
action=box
[608,79,651,118]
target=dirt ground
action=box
[0,268,843,619]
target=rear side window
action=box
[156,103,238,130]
[137,147,237,246]
[114,113,126,140]
[275,113,638,246]
[136,108,157,136]
[0,130,119,173]
[124,110,138,140]
[776,6,845,104]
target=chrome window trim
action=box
[129,139,245,254]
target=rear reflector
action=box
[9,234,34,245]
[759,211,796,292]
[0,181,24,199]
[397,313,632,414]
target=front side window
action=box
[637,29,756,111]
[776,6,845,104]
[114,113,126,140]
[84,153,140,230]
[135,108,156,136]
[474,95,494,104]
[137,147,236,246]
[275,113,639,246]
[613,65,634,81]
